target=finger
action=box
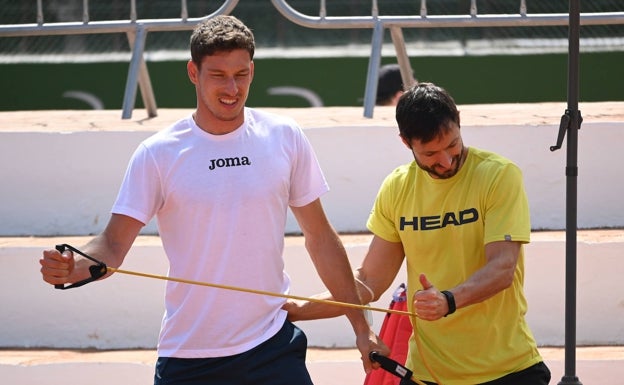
[419,273,433,290]
[364,352,382,372]
[359,332,388,374]
[41,249,74,268]
[357,346,373,374]
[361,352,373,374]
[368,335,390,365]
[40,262,71,284]
[42,248,66,262]
[39,249,74,285]
[362,340,376,374]
[375,338,391,357]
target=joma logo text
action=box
[208,156,251,170]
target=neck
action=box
[457,146,468,170]
[192,110,244,135]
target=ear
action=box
[187,60,199,85]
[400,134,412,150]
[249,60,255,82]
[391,90,403,106]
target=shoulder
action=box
[390,162,414,178]
[380,162,415,190]
[469,147,513,164]
[468,147,522,175]
[142,115,193,147]
[246,108,299,129]
[245,108,308,147]
[129,116,194,164]
[466,148,525,193]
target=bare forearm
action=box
[414,242,520,321]
[452,265,514,309]
[304,230,352,294]
[304,232,370,330]
[286,278,374,322]
[450,243,518,310]
[69,214,141,282]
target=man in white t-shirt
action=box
[40,15,388,385]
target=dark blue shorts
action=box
[154,320,314,385]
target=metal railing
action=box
[1,0,623,118]
[0,0,241,119]
[271,0,624,117]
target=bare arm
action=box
[289,199,367,326]
[285,234,405,321]
[413,240,521,320]
[289,199,391,372]
[39,214,143,286]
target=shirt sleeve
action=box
[288,126,330,207]
[111,143,162,225]
[366,171,402,243]
[483,163,531,244]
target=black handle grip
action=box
[370,351,397,372]
[369,351,414,382]
[51,244,107,290]
[54,244,66,290]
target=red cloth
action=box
[363,284,413,385]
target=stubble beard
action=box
[415,146,465,179]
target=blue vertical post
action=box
[122,24,148,119]
[363,20,384,118]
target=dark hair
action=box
[395,82,460,143]
[190,15,255,67]
[376,64,403,105]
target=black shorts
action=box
[479,361,551,385]
[418,361,551,385]
[154,320,313,385]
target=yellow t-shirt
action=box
[367,147,542,384]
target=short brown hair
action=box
[190,15,255,66]
[396,82,461,143]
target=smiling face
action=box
[187,49,254,134]
[403,120,466,179]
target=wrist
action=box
[354,277,375,303]
[441,290,456,316]
[345,308,373,331]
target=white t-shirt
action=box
[112,108,329,358]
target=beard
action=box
[414,146,465,179]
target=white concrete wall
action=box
[0,108,623,236]
[2,232,624,349]
[1,105,623,349]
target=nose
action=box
[223,76,238,95]
[436,151,453,168]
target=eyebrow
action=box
[421,137,459,155]
[206,67,250,74]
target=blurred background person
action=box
[376,63,415,106]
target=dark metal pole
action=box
[551,1,583,384]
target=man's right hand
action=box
[40,248,75,286]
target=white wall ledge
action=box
[1,104,623,348]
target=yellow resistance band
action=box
[108,266,443,384]
[108,267,417,318]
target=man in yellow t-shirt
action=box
[286,82,550,385]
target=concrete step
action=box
[1,347,623,385]
[3,231,624,349]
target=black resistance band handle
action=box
[53,244,107,290]
[370,351,417,385]
[54,244,66,290]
